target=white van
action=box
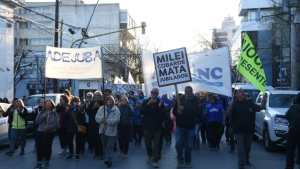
[255,90,300,151]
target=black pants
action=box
[88,126,103,157]
[36,132,55,162]
[286,128,300,169]
[118,124,131,155]
[59,129,67,150]
[133,125,143,145]
[66,132,75,155]
[200,123,207,144]
[207,122,224,148]
[76,132,86,155]
[144,130,162,162]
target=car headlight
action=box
[274,116,288,125]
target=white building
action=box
[212,16,237,49]
[0,0,22,100]
[15,0,141,97]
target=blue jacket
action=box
[205,103,224,123]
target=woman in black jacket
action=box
[118,96,133,158]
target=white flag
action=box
[128,72,135,84]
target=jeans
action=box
[144,130,162,162]
[236,133,253,168]
[9,128,26,153]
[36,131,55,162]
[102,135,116,162]
[175,127,194,164]
[286,128,300,169]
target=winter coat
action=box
[173,95,200,129]
[230,100,261,134]
[35,110,59,133]
[286,104,300,132]
[95,105,120,136]
[4,106,28,129]
[118,105,133,126]
[141,98,165,132]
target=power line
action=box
[15,2,82,30]
[78,0,100,47]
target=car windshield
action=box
[269,94,297,108]
[244,90,260,102]
[25,96,56,107]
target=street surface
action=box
[0,138,286,169]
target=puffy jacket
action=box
[35,110,59,132]
[95,105,120,136]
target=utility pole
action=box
[53,0,59,93]
[60,19,63,48]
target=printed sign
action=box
[143,48,232,97]
[153,48,192,87]
[45,46,102,79]
[237,33,266,92]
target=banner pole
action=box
[101,47,106,119]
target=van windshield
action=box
[269,94,297,108]
[25,96,56,107]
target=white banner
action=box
[142,47,232,97]
[45,46,102,79]
[185,47,232,97]
[153,48,192,87]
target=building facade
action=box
[15,0,142,97]
[0,0,21,100]
[212,16,237,49]
[238,0,295,88]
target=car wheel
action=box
[263,128,275,151]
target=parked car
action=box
[0,103,11,145]
[255,89,300,151]
[24,93,63,134]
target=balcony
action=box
[239,0,282,16]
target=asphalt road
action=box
[0,138,287,169]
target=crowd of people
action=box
[1,87,300,169]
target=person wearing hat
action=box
[285,93,300,169]
[34,99,59,169]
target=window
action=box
[269,94,297,108]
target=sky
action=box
[26,0,240,52]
